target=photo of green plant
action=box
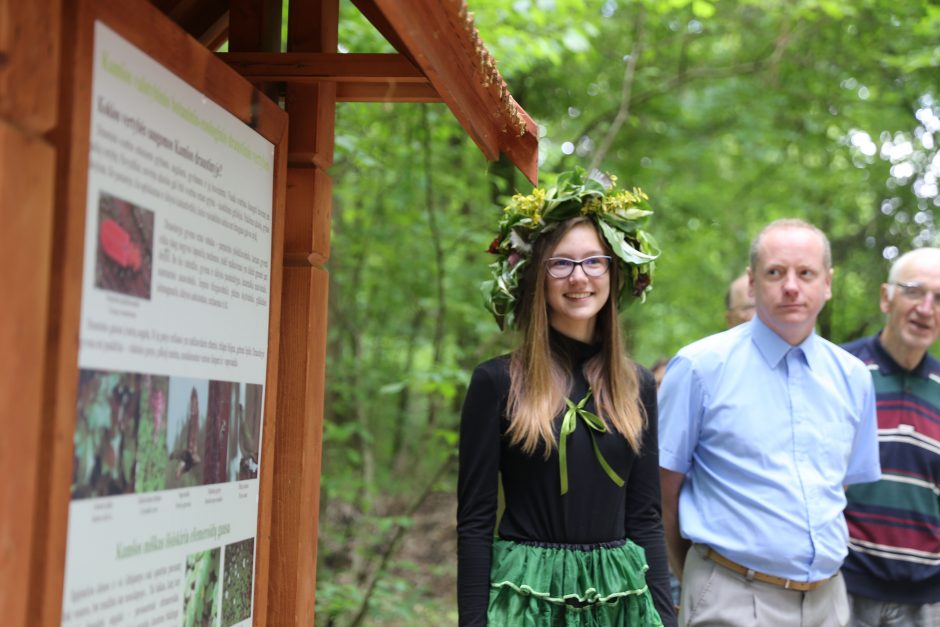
[182,547,220,627]
[72,369,141,499]
[222,537,255,626]
[134,374,170,493]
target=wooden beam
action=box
[203,81,440,104]
[219,52,427,84]
[219,51,442,102]
[336,82,441,103]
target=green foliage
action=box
[183,548,220,627]
[222,538,254,626]
[135,417,167,492]
[72,371,140,498]
[315,560,457,626]
[135,376,169,493]
[317,1,940,623]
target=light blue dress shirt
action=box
[658,316,881,582]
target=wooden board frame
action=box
[34,1,288,624]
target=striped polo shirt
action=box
[841,332,940,604]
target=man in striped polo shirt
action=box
[841,247,940,626]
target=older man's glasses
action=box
[546,256,612,278]
[894,282,940,309]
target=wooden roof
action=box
[152,0,538,182]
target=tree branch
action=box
[588,7,645,172]
[578,18,804,145]
[347,454,456,627]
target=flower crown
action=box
[482,168,660,330]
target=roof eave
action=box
[353,0,538,183]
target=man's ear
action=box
[879,283,891,315]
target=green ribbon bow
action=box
[558,390,625,495]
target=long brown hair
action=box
[506,217,645,456]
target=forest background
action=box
[312,0,940,624]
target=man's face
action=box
[726,275,756,328]
[749,226,832,344]
[880,255,940,355]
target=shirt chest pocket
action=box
[700,398,789,462]
[800,397,857,479]
[700,394,856,478]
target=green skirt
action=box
[487,538,664,627]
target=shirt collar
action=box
[750,315,820,370]
[871,330,936,379]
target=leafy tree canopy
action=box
[316,1,939,623]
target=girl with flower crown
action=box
[457,170,676,626]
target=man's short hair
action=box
[749,218,832,270]
[885,247,940,298]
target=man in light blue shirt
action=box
[659,219,881,627]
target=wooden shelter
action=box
[1,0,537,625]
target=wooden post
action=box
[265,0,338,624]
[0,2,61,624]
[227,3,285,623]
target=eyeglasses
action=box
[545,256,612,278]
[893,282,940,309]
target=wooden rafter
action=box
[336,83,440,103]
[355,0,538,182]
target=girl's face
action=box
[544,223,611,342]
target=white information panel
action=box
[62,22,274,627]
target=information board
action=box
[60,21,275,627]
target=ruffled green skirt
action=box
[487,538,663,627]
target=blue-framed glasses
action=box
[545,256,612,278]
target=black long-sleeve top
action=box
[457,331,677,626]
